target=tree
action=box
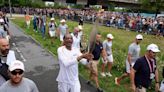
[139,0,164,17]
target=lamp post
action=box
[9,0,12,18]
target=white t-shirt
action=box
[58,24,68,36]
[58,24,68,41]
[127,42,140,63]
[103,40,112,55]
[71,33,81,49]
[56,46,87,85]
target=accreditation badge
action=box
[150,73,155,79]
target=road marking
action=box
[12,42,26,62]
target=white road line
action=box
[13,42,26,62]
[15,47,21,53]
[12,43,16,46]
[20,53,26,62]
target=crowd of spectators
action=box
[1,7,164,36]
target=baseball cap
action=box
[147,44,160,52]
[107,34,114,39]
[136,34,143,40]
[9,60,25,72]
[50,18,54,21]
[60,19,66,23]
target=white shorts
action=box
[102,54,113,63]
[26,21,30,26]
[60,35,64,42]
[58,81,81,92]
[126,60,135,73]
[49,31,55,37]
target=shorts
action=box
[87,60,99,75]
[26,21,30,26]
[125,59,135,73]
[58,81,81,92]
[102,54,113,63]
[136,86,146,92]
[49,31,55,37]
[60,34,64,41]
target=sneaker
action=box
[100,72,106,77]
[106,72,112,77]
[115,77,120,85]
[97,87,103,92]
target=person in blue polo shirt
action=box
[131,44,160,92]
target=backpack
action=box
[0,58,10,80]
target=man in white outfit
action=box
[56,34,93,92]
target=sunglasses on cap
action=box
[11,70,24,75]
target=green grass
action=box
[11,17,164,92]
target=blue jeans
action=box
[41,25,46,38]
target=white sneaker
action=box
[106,72,112,77]
[100,72,106,77]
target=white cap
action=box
[107,34,114,39]
[0,19,4,23]
[60,19,66,23]
[136,34,143,40]
[147,44,160,52]
[78,25,83,30]
[9,60,25,71]
[50,18,54,21]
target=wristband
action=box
[156,81,159,83]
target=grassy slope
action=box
[11,17,164,92]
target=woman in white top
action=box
[48,18,57,44]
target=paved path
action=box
[9,21,97,92]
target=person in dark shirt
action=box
[131,44,160,92]
[87,33,106,92]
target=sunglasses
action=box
[11,70,24,75]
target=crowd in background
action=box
[0,6,164,92]
[0,7,164,37]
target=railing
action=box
[108,0,140,4]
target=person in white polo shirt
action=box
[0,60,39,92]
[115,34,143,85]
[57,19,68,42]
[101,34,114,77]
[56,34,93,92]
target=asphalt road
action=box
[9,21,97,92]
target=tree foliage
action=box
[139,0,164,13]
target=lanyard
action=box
[145,55,155,73]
